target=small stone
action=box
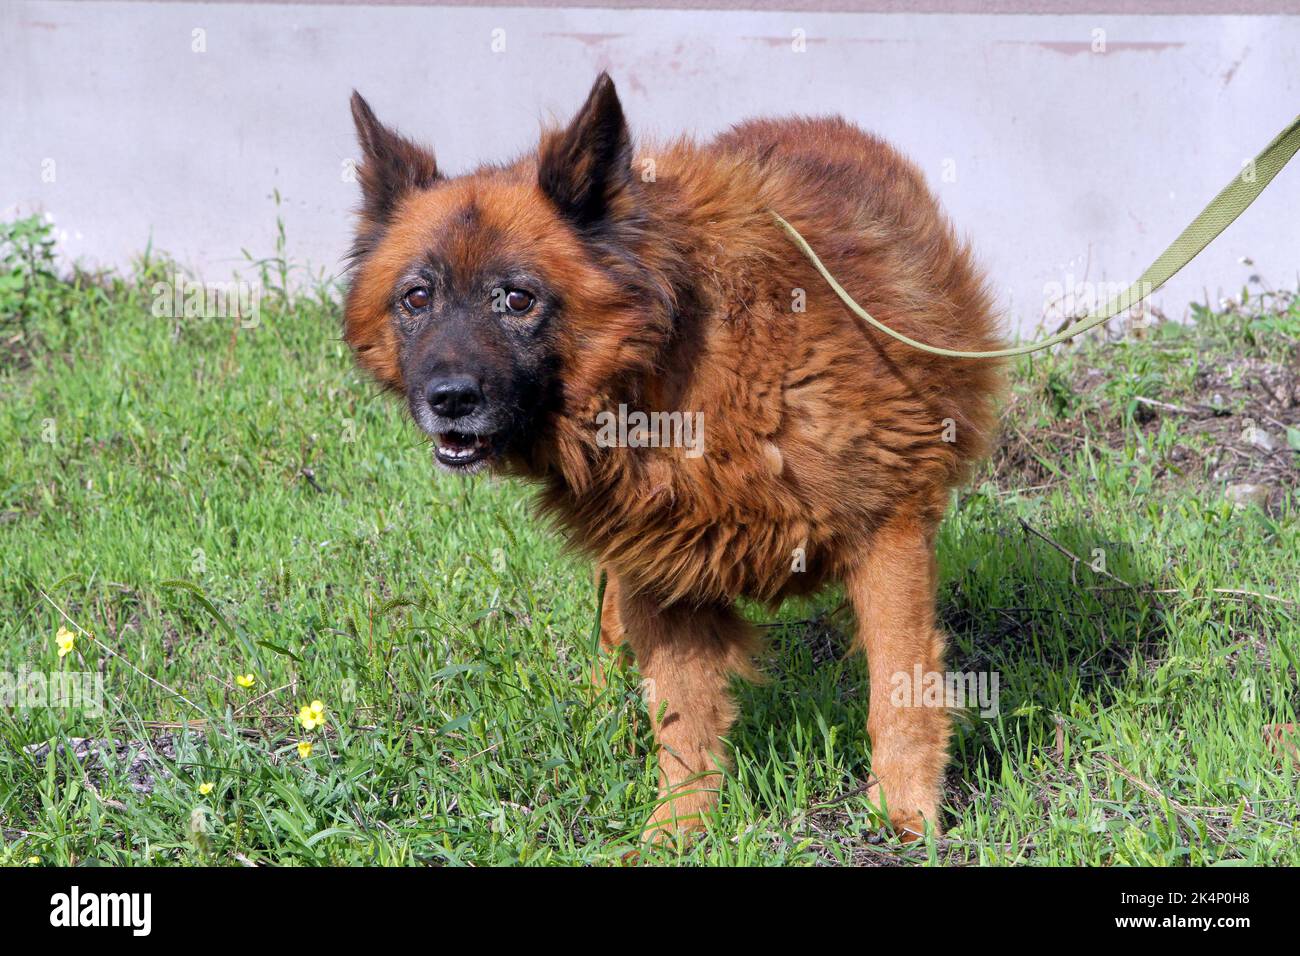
[1225,483,1271,508]
[1245,427,1277,452]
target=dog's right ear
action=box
[350,91,440,228]
[538,73,635,231]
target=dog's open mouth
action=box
[434,431,492,469]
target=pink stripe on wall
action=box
[58,0,1300,15]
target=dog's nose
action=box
[426,376,483,420]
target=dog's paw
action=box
[640,788,717,846]
[888,811,935,843]
[866,783,941,843]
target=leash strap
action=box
[772,113,1300,359]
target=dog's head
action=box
[343,74,676,476]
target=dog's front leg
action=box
[618,590,758,841]
[846,511,950,840]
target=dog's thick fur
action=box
[344,74,1004,840]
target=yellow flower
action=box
[235,673,256,688]
[27,856,40,865]
[198,782,214,795]
[297,740,313,759]
[55,626,76,659]
[297,699,326,731]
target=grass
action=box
[1,214,1297,866]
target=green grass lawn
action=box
[2,215,1298,866]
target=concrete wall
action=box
[4,1,1299,333]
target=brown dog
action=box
[343,74,1003,840]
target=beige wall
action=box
[5,1,1299,333]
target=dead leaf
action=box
[1263,723,1299,766]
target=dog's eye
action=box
[504,290,535,314]
[403,287,431,311]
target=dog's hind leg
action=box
[618,590,759,841]
[845,507,950,840]
[598,566,626,652]
[592,567,632,685]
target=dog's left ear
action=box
[539,73,635,229]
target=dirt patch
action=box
[23,733,202,795]
[990,326,1299,509]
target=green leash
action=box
[773,113,1300,359]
